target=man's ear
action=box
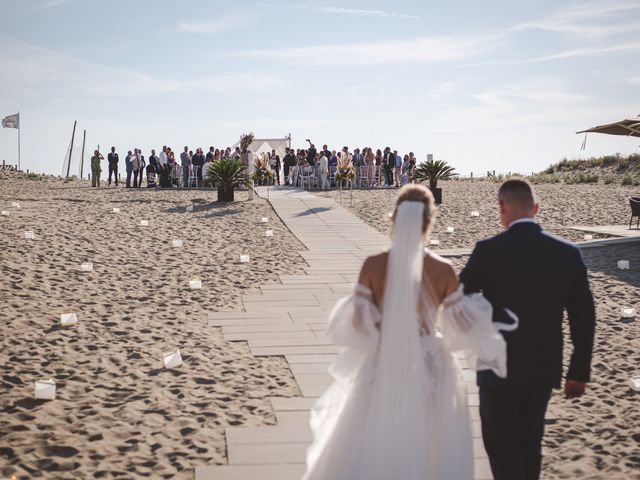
[533,203,540,216]
[499,199,506,214]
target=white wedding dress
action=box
[303,201,517,480]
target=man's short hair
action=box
[498,178,536,210]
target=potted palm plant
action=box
[411,159,457,204]
[208,158,246,202]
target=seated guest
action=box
[146,158,157,188]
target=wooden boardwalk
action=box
[195,187,492,480]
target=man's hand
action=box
[564,379,587,399]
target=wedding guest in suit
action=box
[107,146,119,186]
[382,147,395,187]
[269,149,281,185]
[191,148,205,187]
[283,148,295,185]
[352,148,364,168]
[460,179,596,480]
[181,146,190,188]
[132,149,143,188]
[322,144,331,160]
[125,150,133,188]
[306,141,317,166]
[206,146,215,163]
[158,146,168,168]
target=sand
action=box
[316,180,638,246]
[319,181,640,479]
[0,173,305,479]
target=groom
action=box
[460,179,595,480]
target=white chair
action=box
[188,166,199,188]
[329,166,337,188]
[357,166,370,188]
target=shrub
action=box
[411,159,457,189]
[621,174,634,186]
[528,173,561,184]
[565,172,599,184]
[603,175,616,185]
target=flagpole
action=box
[17,111,21,171]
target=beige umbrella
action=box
[577,118,640,137]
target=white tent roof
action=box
[232,136,291,159]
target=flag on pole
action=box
[2,113,19,129]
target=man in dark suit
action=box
[460,178,595,480]
[382,147,395,187]
[107,146,119,186]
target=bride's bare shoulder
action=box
[359,251,388,281]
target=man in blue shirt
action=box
[394,150,402,187]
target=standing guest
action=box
[214,148,221,161]
[322,144,331,160]
[365,147,375,187]
[107,146,119,186]
[283,148,296,185]
[125,150,133,188]
[138,149,146,188]
[149,149,158,168]
[306,141,317,166]
[166,148,175,180]
[191,148,205,187]
[319,151,329,191]
[181,146,191,188]
[461,179,595,480]
[233,146,241,159]
[269,149,281,185]
[132,148,142,188]
[382,147,395,187]
[158,146,168,168]
[352,148,364,168]
[401,154,411,185]
[206,146,215,163]
[91,150,103,187]
[394,149,402,187]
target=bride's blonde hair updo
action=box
[391,184,437,236]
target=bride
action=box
[303,185,517,479]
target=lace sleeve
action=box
[327,284,381,353]
[440,284,518,378]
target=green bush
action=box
[603,175,616,185]
[621,174,634,186]
[528,173,561,184]
[565,172,599,184]
[25,173,43,181]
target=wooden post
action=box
[66,121,77,178]
[79,130,86,178]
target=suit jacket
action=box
[460,222,595,390]
[108,152,119,165]
[382,152,395,170]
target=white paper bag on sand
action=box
[172,239,183,247]
[60,313,78,327]
[618,260,630,270]
[446,227,455,234]
[189,279,202,289]
[430,239,440,246]
[621,307,636,318]
[140,220,149,226]
[261,217,268,223]
[629,377,640,392]
[583,234,593,240]
[34,379,56,400]
[80,262,93,272]
[265,230,273,237]
[11,202,20,208]
[240,255,250,263]
[112,207,120,213]
[470,211,480,217]
[1,210,9,216]
[163,349,183,368]
[24,231,35,240]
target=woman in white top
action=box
[304,184,516,480]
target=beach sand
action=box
[319,181,640,479]
[0,173,305,479]
[316,180,638,246]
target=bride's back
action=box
[358,250,458,334]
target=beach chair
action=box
[329,166,337,188]
[630,196,640,229]
[301,167,317,190]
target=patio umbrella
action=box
[576,117,640,149]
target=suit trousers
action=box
[126,168,133,188]
[133,169,142,188]
[108,164,118,186]
[384,168,393,186]
[480,386,552,480]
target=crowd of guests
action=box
[90,140,418,189]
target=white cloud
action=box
[307,6,418,19]
[0,36,282,100]
[231,34,499,65]
[178,13,249,34]
[40,0,66,8]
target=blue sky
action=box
[1,0,639,176]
